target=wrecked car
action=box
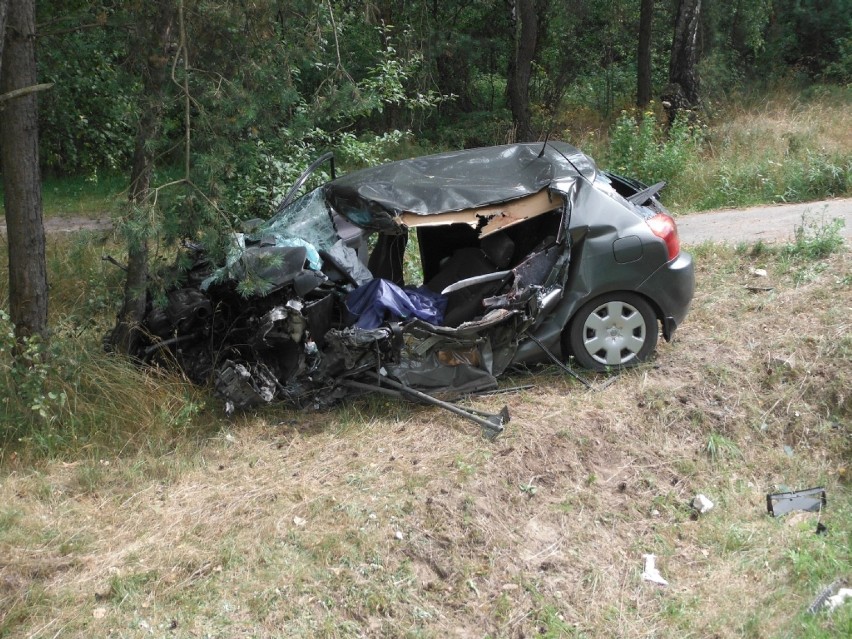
[122,142,694,434]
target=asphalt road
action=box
[676,197,852,245]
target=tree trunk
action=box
[0,0,48,341]
[637,0,654,108]
[0,0,9,74]
[506,0,540,142]
[110,1,175,355]
[664,0,701,121]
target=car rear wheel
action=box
[565,292,658,371]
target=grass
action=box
[0,232,219,460]
[0,173,127,219]
[0,223,850,637]
[40,173,128,218]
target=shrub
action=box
[0,312,69,451]
[604,109,704,187]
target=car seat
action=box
[425,232,515,327]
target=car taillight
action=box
[646,212,680,261]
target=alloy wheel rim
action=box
[582,300,646,366]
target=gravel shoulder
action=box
[677,197,852,245]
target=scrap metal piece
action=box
[166,288,212,328]
[469,384,535,396]
[441,270,512,295]
[767,487,826,517]
[627,181,666,206]
[525,333,593,389]
[348,372,509,438]
[277,151,336,211]
[215,360,279,411]
[808,579,849,614]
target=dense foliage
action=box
[32,0,850,180]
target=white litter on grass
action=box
[641,554,668,586]
[692,494,714,513]
[825,588,852,612]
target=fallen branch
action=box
[0,82,54,104]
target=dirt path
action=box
[2,198,851,243]
[0,215,112,234]
[677,197,852,245]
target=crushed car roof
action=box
[325,141,597,217]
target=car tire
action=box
[565,292,658,371]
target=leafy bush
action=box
[604,108,704,186]
[0,311,69,450]
[782,216,846,261]
[0,234,213,460]
[823,32,852,82]
[37,18,137,176]
[789,151,851,200]
[698,50,746,103]
[693,150,851,210]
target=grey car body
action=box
[130,141,694,425]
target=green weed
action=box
[706,432,743,463]
[530,596,577,637]
[0,311,70,445]
[519,480,538,496]
[783,216,846,261]
[605,108,704,188]
[777,216,846,284]
[108,570,159,605]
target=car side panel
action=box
[509,180,692,365]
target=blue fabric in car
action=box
[346,279,447,329]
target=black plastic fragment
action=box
[766,487,826,517]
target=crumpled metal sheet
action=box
[767,487,827,517]
[386,324,498,398]
[326,142,595,220]
[124,141,679,431]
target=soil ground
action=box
[2,245,849,638]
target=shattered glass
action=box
[256,188,338,254]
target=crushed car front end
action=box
[117,141,694,424]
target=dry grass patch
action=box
[717,88,852,160]
[1,241,851,638]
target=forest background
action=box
[27,0,852,212]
